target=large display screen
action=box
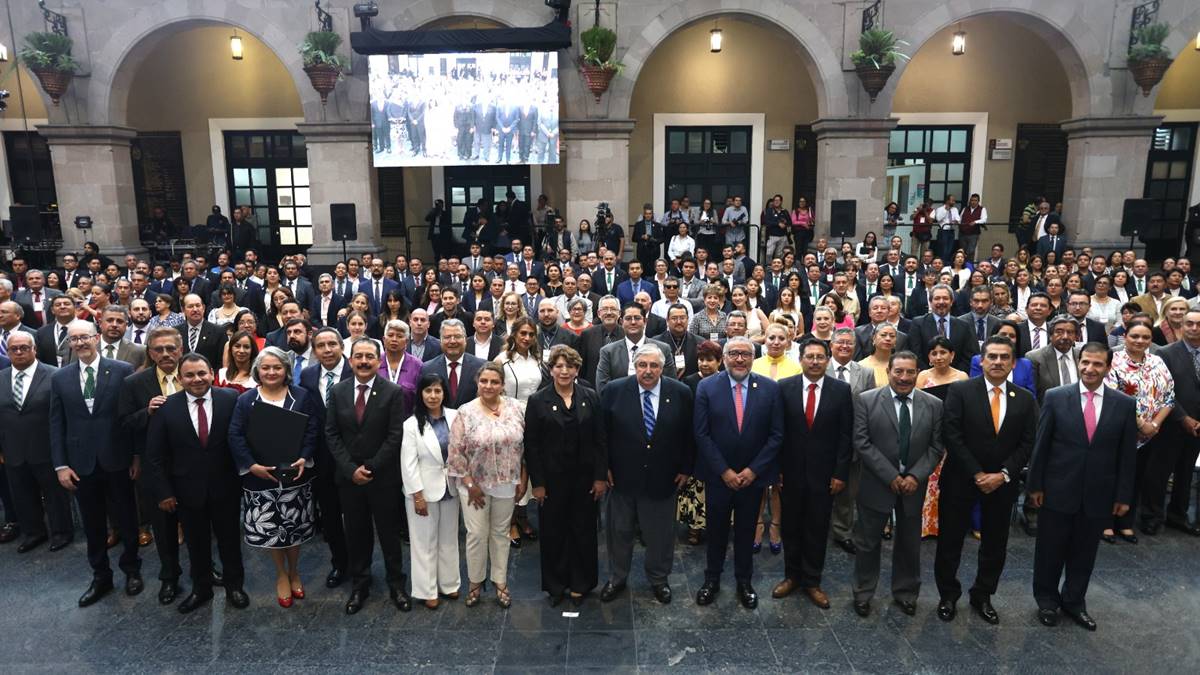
[368,51,559,167]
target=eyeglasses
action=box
[67,335,96,344]
[726,351,754,359]
[6,345,32,353]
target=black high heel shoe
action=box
[1101,530,1117,544]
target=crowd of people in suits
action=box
[0,208,1196,632]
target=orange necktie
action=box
[990,386,1002,433]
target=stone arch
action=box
[380,1,542,31]
[613,2,843,119]
[886,5,1100,117]
[91,6,318,126]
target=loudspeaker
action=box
[1120,198,1154,238]
[830,200,856,238]
[8,206,41,243]
[330,203,358,242]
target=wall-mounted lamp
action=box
[952,30,966,56]
[0,43,8,63]
[1195,29,1199,51]
[230,29,244,61]
[710,22,723,53]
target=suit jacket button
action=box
[646,444,651,449]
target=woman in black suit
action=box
[523,345,606,607]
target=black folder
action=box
[247,402,308,480]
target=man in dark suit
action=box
[176,294,225,367]
[854,296,910,359]
[299,328,353,588]
[36,295,77,367]
[467,310,505,361]
[578,297,624,386]
[1063,290,1107,346]
[906,284,978,371]
[0,301,37,356]
[1028,342,1137,631]
[13,269,63,329]
[771,338,853,609]
[592,251,627,297]
[309,274,345,330]
[956,285,1001,351]
[615,261,659,308]
[419,319,484,408]
[264,300,304,350]
[281,260,315,313]
[118,326,195,604]
[693,337,784,609]
[1035,222,1067,260]
[0,333,72,552]
[406,309,442,363]
[1142,309,1200,536]
[429,287,475,339]
[935,338,1037,624]
[534,298,578,353]
[851,350,943,618]
[50,320,142,606]
[326,337,411,614]
[653,303,700,378]
[362,259,401,313]
[143,354,248,613]
[598,346,694,605]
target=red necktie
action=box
[733,382,744,432]
[355,384,368,423]
[33,292,43,324]
[448,362,459,402]
[806,382,817,429]
[195,398,208,448]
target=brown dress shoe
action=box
[771,578,798,599]
[106,530,120,549]
[804,586,831,609]
[138,528,154,547]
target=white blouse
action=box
[496,351,543,402]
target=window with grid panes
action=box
[887,126,972,211]
[1143,123,1197,227]
[3,131,60,237]
[224,131,310,248]
[664,126,752,212]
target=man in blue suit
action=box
[693,336,784,609]
[50,319,141,607]
[615,261,660,308]
[360,258,400,315]
[1028,342,1137,631]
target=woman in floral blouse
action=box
[447,362,527,609]
[1102,320,1174,544]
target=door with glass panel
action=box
[224,131,311,252]
[443,165,530,229]
[886,126,973,214]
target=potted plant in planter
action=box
[579,25,623,102]
[850,28,908,103]
[300,30,349,104]
[18,32,79,105]
[1127,22,1172,97]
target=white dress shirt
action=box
[802,375,823,418]
[78,354,100,413]
[187,390,213,438]
[1079,381,1103,419]
[12,360,37,408]
[624,337,645,376]
[984,378,1008,427]
[638,379,662,418]
[1056,349,1077,384]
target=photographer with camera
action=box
[595,205,625,260]
[762,194,791,262]
[694,198,721,262]
[722,195,749,250]
[541,213,573,262]
[634,205,665,272]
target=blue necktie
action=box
[642,390,655,439]
[293,356,305,384]
[976,317,986,343]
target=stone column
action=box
[295,122,385,265]
[811,118,898,243]
[1061,116,1163,251]
[561,118,636,255]
[38,125,145,258]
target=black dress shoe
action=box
[835,538,858,555]
[345,590,368,615]
[1065,609,1097,631]
[0,523,19,543]
[78,579,115,607]
[390,587,412,612]
[549,592,565,607]
[326,568,344,588]
[158,580,180,605]
[1165,519,1200,536]
[893,598,916,616]
[1140,521,1161,536]
[652,583,672,604]
[970,597,1000,625]
[125,574,144,597]
[937,599,956,622]
[17,535,48,553]
[599,580,626,603]
[226,588,250,609]
[210,569,224,587]
[49,536,72,552]
[1101,531,1117,544]
[696,581,719,606]
[177,591,213,614]
[736,582,758,609]
[1118,531,1139,544]
[1037,608,1059,627]
[853,600,871,617]
[570,593,585,608]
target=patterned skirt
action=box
[921,458,944,538]
[676,478,707,530]
[242,482,316,549]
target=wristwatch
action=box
[1000,468,1011,484]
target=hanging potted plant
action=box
[850,28,909,103]
[1127,22,1172,97]
[579,25,623,102]
[300,30,349,104]
[18,32,79,105]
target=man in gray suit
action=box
[854,297,909,360]
[957,285,1001,351]
[13,269,63,329]
[0,332,72,552]
[828,328,876,555]
[94,305,146,368]
[851,350,943,617]
[1026,316,1081,403]
[595,304,676,391]
[0,301,37,357]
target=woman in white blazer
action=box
[401,372,461,609]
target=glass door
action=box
[224,131,310,251]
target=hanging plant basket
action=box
[1128,56,1172,97]
[304,63,341,104]
[580,64,617,102]
[29,66,73,106]
[855,63,894,103]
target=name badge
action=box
[674,354,686,371]
[710,333,719,341]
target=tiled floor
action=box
[2,518,1199,673]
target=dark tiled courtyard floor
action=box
[2,517,1199,673]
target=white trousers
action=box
[458,487,515,586]
[405,494,462,600]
